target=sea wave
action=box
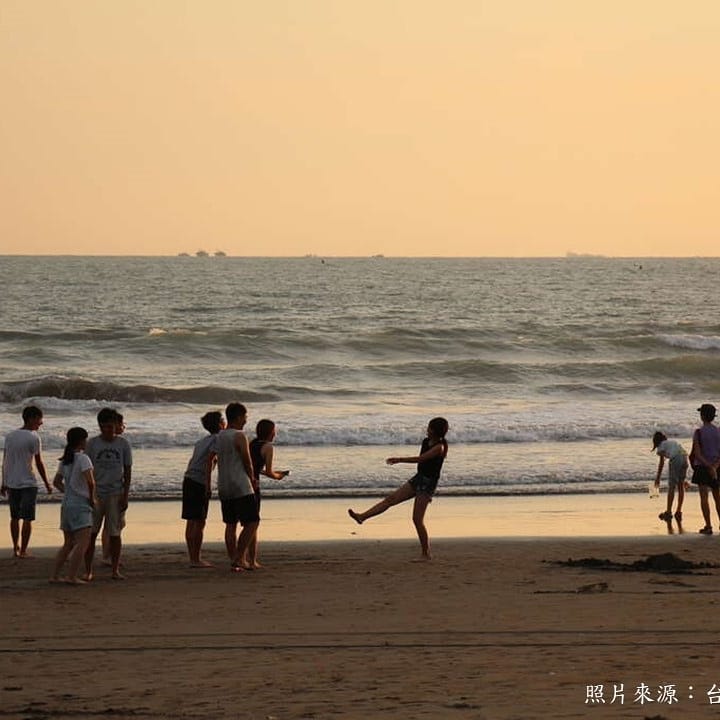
[656,333,720,352]
[0,376,278,405]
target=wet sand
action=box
[2,493,720,718]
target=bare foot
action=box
[66,577,89,585]
[18,551,34,559]
[81,572,93,582]
[112,571,126,580]
[348,509,363,525]
[248,561,263,570]
[49,577,66,584]
[190,560,214,568]
[12,547,20,558]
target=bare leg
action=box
[101,525,111,564]
[109,535,124,579]
[10,518,20,556]
[245,530,261,569]
[186,520,212,567]
[67,527,92,582]
[349,483,416,524]
[711,487,720,525]
[412,494,432,559]
[51,531,75,580]
[699,487,712,529]
[676,483,685,512]
[224,523,238,560]
[234,522,259,569]
[19,520,32,557]
[84,531,99,580]
[665,487,674,515]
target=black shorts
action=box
[220,494,260,525]
[181,477,209,521]
[8,487,38,521]
[692,466,720,490]
[408,473,438,497]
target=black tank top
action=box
[417,437,447,480]
[249,439,266,481]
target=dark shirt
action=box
[417,437,447,480]
[249,439,267,486]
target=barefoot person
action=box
[691,403,720,535]
[84,408,132,579]
[182,411,224,567]
[348,417,449,559]
[101,412,126,566]
[216,403,259,572]
[50,427,96,584]
[244,419,290,569]
[651,431,689,523]
[1,405,52,557]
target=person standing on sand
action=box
[691,403,720,535]
[84,407,132,579]
[182,410,225,567]
[216,402,259,572]
[50,427,97,584]
[101,412,126,566]
[348,417,449,560]
[652,431,689,523]
[1,405,52,557]
[244,419,290,569]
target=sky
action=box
[1,1,719,257]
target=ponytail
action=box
[60,427,89,465]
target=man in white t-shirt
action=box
[1,405,52,557]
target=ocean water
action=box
[0,255,716,499]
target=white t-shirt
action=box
[57,452,93,501]
[2,428,41,489]
[656,439,687,461]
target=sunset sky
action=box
[1,1,718,257]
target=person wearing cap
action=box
[690,403,720,535]
[651,431,688,523]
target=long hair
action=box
[60,427,88,465]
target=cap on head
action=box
[698,403,717,421]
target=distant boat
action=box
[195,250,209,257]
[372,254,385,258]
[178,252,190,257]
[214,250,226,257]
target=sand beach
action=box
[3,495,720,719]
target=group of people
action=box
[1,402,450,582]
[652,403,720,534]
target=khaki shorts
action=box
[92,495,126,536]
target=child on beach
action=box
[84,408,132,579]
[691,403,720,535]
[101,412,126,566]
[216,402,259,572]
[651,431,689,522]
[348,417,449,559]
[1,405,52,558]
[50,427,97,584]
[182,411,225,567]
[244,419,290,569]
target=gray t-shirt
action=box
[216,429,253,499]
[85,436,132,498]
[184,434,217,486]
[2,428,41,489]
